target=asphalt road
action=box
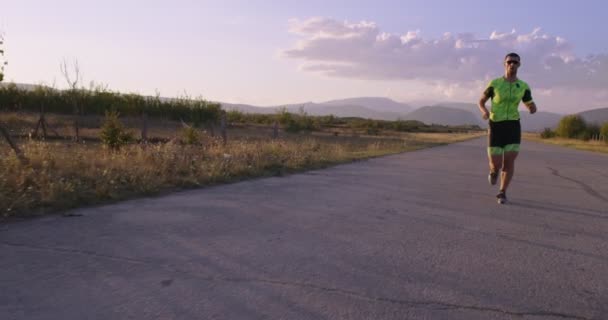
[1,137,607,320]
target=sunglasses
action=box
[506,60,520,65]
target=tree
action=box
[60,57,83,141]
[30,84,58,140]
[0,33,6,82]
[100,111,133,150]
[555,115,587,139]
[540,127,556,139]
[581,124,600,141]
[601,122,608,144]
[0,32,27,164]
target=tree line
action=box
[542,115,608,142]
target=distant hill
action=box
[321,97,412,114]
[404,106,482,126]
[287,103,404,120]
[432,102,485,127]
[218,102,274,114]
[432,102,479,113]
[221,98,411,121]
[430,102,565,131]
[519,111,563,131]
[0,82,41,91]
[578,108,608,125]
[220,102,404,120]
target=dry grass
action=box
[400,132,485,144]
[0,111,482,218]
[524,132,608,154]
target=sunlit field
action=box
[1,111,483,218]
[523,132,608,154]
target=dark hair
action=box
[504,52,520,61]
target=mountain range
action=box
[579,108,608,125]
[221,97,608,132]
[220,97,412,121]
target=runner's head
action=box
[504,53,521,74]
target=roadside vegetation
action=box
[529,114,608,154]
[1,83,482,219]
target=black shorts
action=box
[488,120,521,153]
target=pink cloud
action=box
[282,18,608,90]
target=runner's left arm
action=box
[522,88,537,114]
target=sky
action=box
[2,0,608,113]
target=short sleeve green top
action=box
[484,77,533,122]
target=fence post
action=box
[72,91,80,142]
[141,112,148,143]
[207,123,215,137]
[0,124,28,165]
[33,102,49,140]
[272,121,279,139]
[220,110,227,145]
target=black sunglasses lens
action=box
[507,61,519,65]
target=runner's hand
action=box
[482,111,489,120]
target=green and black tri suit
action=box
[484,77,534,155]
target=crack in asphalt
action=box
[0,241,151,265]
[547,167,608,204]
[196,277,596,320]
[1,242,595,320]
[0,242,593,320]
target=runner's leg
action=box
[500,147,519,192]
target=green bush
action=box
[555,115,587,139]
[600,123,608,143]
[181,126,200,145]
[365,120,381,135]
[540,127,556,139]
[392,119,424,132]
[100,111,133,150]
[226,110,245,123]
[366,127,380,135]
[276,109,298,133]
[317,114,338,127]
[580,124,600,141]
[276,107,318,133]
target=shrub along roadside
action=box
[542,114,607,143]
[99,111,134,150]
[0,83,222,124]
[601,123,608,143]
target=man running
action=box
[478,53,537,204]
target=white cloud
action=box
[282,17,608,91]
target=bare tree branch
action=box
[60,58,83,141]
[60,58,81,90]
